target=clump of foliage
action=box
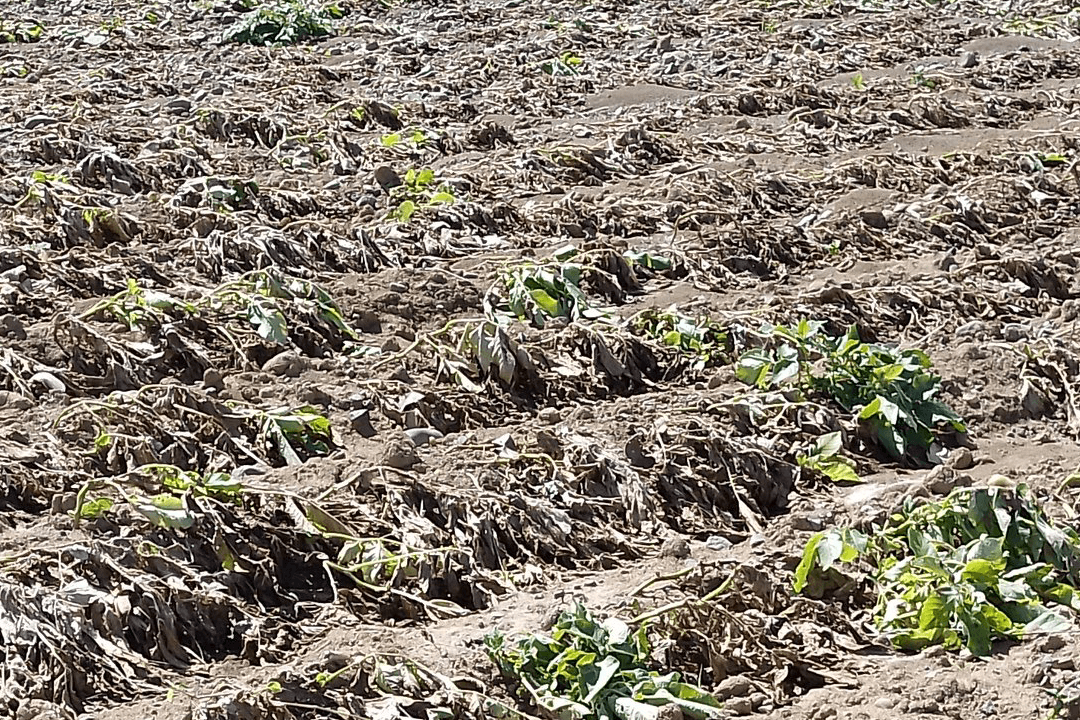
[797,430,860,483]
[498,260,595,328]
[737,320,965,465]
[81,278,197,331]
[0,20,44,43]
[632,309,730,371]
[211,270,357,344]
[82,271,356,347]
[794,486,1080,656]
[542,51,584,76]
[222,0,341,46]
[74,464,243,528]
[254,405,336,464]
[391,167,455,223]
[491,246,643,328]
[486,602,723,720]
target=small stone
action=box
[1003,323,1027,342]
[373,165,402,190]
[792,514,825,532]
[202,368,224,391]
[860,210,888,229]
[707,374,724,390]
[0,390,33,410]
[50,493,77,514]
[947,447,973,470]
[960,50,978,68]
[300,386,332,407]
[404,427,443,446]
[353,310,381,334]
[748,693,767,709]
[716,675,753,699]
[705,535,733,550]
[660,537,690,559]
[261,352,305,378]
[1040,635,1066,652]
[748,533,765,546]
[388,281,408,293]
[0,313,26,339]
[956,320,985,337]
[381,434,419,469]
[874,696,897,709]
[538,407,561,424]
[725,697,753,715]
[925,464,956,495]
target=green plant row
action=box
[794,486,1080,656]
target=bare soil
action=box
[2,1,1080,719]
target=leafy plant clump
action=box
[81,270,357,351]
[797,430,860,483]
[631,309,730,371]
[74,464,243,528]
[486,602,722,720]
[794,486,1080,656]
[0,20,44,43]
[390,167,455,223]
[254,405,336,465]
[498,260,595,328]
[737,320,965,465]
[222,0,341,46]
[491,246,643,328]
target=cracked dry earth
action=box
[2,0,1080,719]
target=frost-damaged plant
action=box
[486,602,723,720]
[794,486,1080,656]
[737,320,965,465]
[249,404,336,465]
[0,20,44,43]
[631,309,730,371]
[211,269,357,344]
[498,260,595,328]
[222,0,342,46]
[490,246,640,328]
[74,464,242,528]
[80,279,197,331]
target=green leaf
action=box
[815,431,842,459]
[581,656,619,703]
[76,496,113,519]
[246,298,288,343]
[735,349,771,388]
[133,495,195,529]
[918,593,949,631]
[818,458,861,484]
[395,199,416,222]
[961,558,1004,587]
[857,396,881,420]
[529,289,561,318]
[1021,608,1071,636]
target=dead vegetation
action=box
[2,0,1080,719]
